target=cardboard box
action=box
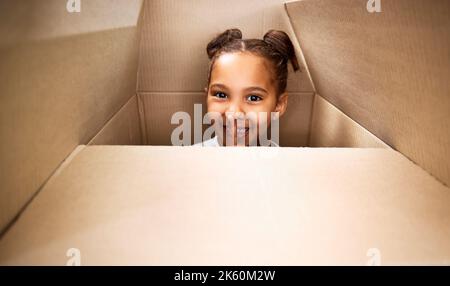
[1,146,449,265]
[0,0,449,265]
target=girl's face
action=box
[206,52,288,146]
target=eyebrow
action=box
[210,83,268,94]
[209,83,229,90]
[244,86,268,94]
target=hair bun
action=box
[263,30,300,71]
[206,28,242,59]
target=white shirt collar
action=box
[195,136,279,147]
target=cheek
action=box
[247,98,277,121]
[250,94,278,111]
[206,99,225,114]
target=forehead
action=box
[210,52,274,90]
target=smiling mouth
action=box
[223,125,249,138]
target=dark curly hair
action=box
[206,28,300,96]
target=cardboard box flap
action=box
[286,0,450,186]
[0,0,143,48]
[310,94,390,148]
[0,1,144,232]
[0,146,449,265]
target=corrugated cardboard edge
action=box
[0,145,86,238]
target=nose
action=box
[225,101,244,119]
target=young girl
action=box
[198,28,299,147]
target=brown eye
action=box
[247,95,262,102]
[214,92,227,99]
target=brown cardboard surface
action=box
[0,145,449,265]
[310,95,389,148]
[277,92,314,147]
[286,0,450,185]
[137,0,315,93]
[0,0,143,48]
[138,92,314,146]
[138,92,207,145]
[0,2,143,232]
[88,95,142,146]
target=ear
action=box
[274,92,288,117]
[204,86,208,96]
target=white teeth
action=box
[236,128,248,137]
[224,126,248,137]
